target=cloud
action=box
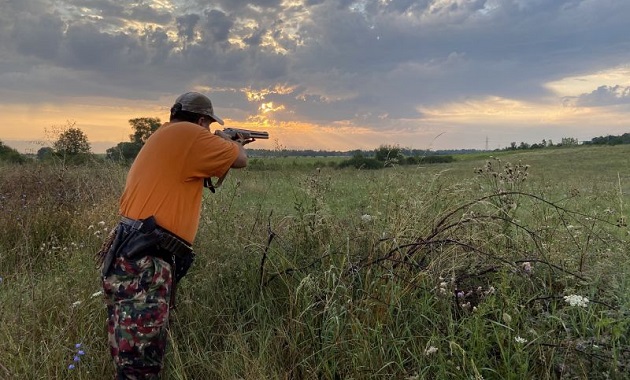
[573,85,630,107]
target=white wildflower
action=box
[361,214,373,222]
[91,291,103,298]
[424,346,438,355]
[564,294,589,307]
[515,336,527,344]
[98,221,106,226]
[71,301,82,308]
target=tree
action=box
[374,145,403,166]
[129,117,161,146]
[560,137,579,146]
[106,142,141,161]
[37,147,54,160]
[53,127,91,155]
[0,140,26,163]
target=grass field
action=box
[1,145,629,379]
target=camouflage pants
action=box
[103,252,173,379]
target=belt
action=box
[120,216,192,258]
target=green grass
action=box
[1,146,629,379]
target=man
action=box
[100,92,252,379]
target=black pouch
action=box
[100,225,130,277]
[122,229,161,260]
[173,251,196,282]
[100,218,162,277]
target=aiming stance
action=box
[99,92,252,379]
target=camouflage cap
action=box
[172,92,224,125]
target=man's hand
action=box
[215,130,255,145]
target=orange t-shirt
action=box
[119,122,239,243]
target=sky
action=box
[1,0,630,153]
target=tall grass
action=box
[1,147,629,379]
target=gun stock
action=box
[222,128,269,140]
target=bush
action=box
[337,155,383,169]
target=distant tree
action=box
[37,147,54,160]
[0,140,27,163]
[560,137,579,146]
[53,127,91,155]
[105,117,161,162]
[129,117,161,146]
[338,152,382,170]
[374,145,403,166]
[106,142,142,161]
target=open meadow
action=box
[1,145,629,379]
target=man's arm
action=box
[214,130,248,168]
[231,143,248,168]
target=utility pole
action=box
[485,136,489,151]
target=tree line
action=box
[499,133,630,151]
[3,117,629,166]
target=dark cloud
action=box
[574,85,630,107]
[201,9,233,44]
[176,14,200,42]
[127,4,172,24]
[12,13,65,60]
[61,23,139,71]
[212,0,282,12]
[243,29,266,47]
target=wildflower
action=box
[361,214,373,222]
[437,281,449,296]
[91,291,103,298]
[71,301,81,308]
[515,336,527,344]
[521,261,533,274]
[564,294,589,307]
[456,291,465,298]
[424,346,438,355]
[67,343,85,370]
[98,221,106,226]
